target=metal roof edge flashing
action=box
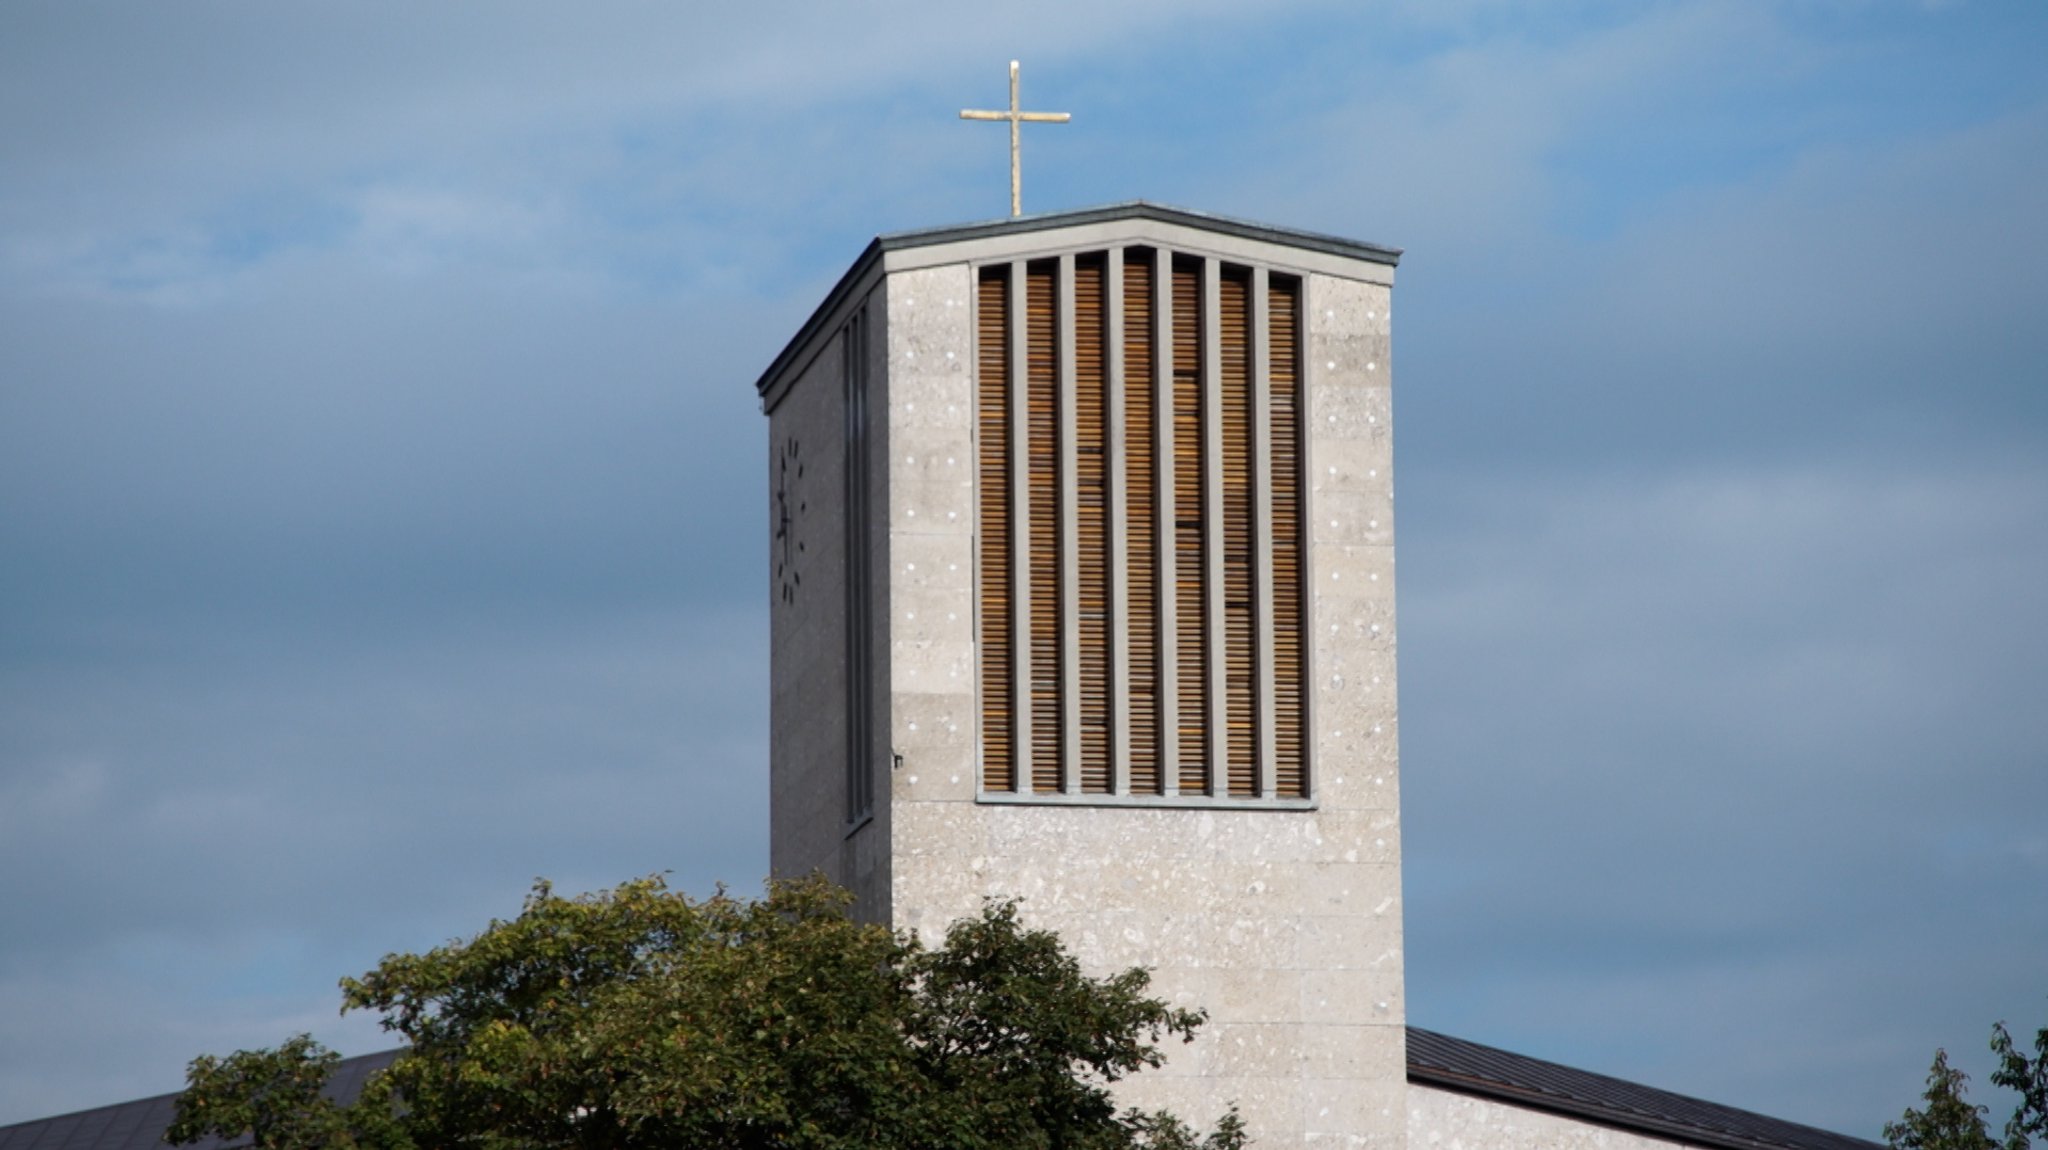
[871,200,1403,266]
[753,235,885,411]
[751,201,1401,407]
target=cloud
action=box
[0,600,767,1119]
[2,0,2045,1137]
[0,963,393,1124]
[1401,452,2048,1133]
[0,2,1355,298]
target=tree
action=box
[1889,1015,2048,1150]
[1991,1020,2048,1150]
[170,876,1244,1150]
[1886,1049,1996,1150]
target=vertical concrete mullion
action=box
[1201,257,1226,790]
[1106,247,1130,796]
[1251,268,1277,799]
[1008,261,1031,789]
[1057,254,1080,795]
[1154,251,1178,797]
[1298,275,1319,800]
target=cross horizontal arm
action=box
[960,61,1070,217]
[959,110,1071,123]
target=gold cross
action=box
[960,60,1071,218]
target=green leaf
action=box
[172,874,1239,1150]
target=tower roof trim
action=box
[752,200,1401,408]
[872,200,1402,268]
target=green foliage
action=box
[1886,1049,1996,1150]
[172,875,1245,1150]
[1991,1020,2048,1150]
[168,1034,403,1150]
[1891,1014,2048,1150]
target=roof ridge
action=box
[1,1030,1883,1150]
[1406,1026,1883,1150]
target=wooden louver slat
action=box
[1075,256,1111,794]
[1220,268,1257,798]
[978,268,1015,793]
[1268,275,1307,798]
[1122,250,1161,795]
[1171,256,1209,796]
[1026,261,1063,795]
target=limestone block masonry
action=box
[760,205,1404,1150]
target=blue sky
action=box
[3,0,2045,1138]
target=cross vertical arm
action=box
[960,60,1071,217]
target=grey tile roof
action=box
[0,1050,398,1150]
[0,1031,1881,1150]
[1409,1027,1883,1150]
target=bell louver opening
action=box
[977,248,1308,804]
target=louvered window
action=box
[1171,257,1209,794]
[1075,256,1111,794]
[1121,251,1162,795]
[977,251,1311,805]
[978,269,1016,793]
[1027,261,1061,794]
[1268,275,1307,798]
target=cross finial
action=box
[960,60,1071,218]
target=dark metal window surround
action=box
[843,307,874,825]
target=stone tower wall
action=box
[873,259,1404,1150]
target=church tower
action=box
[755,202,1403,1150]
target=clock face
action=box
[774,436,807,604]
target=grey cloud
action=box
[0,605,766,963]
[0,600,767,1120]
[1401,457,2048,1133]
[3,1,2044,1139]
